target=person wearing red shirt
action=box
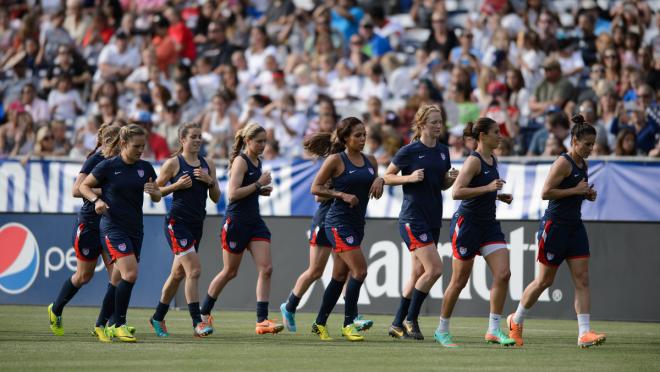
[165,7,196,62]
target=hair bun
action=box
[571,114,586,125]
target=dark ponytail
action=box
[570,114,596,141]
[463,117,496,142]
[304,117,362,157]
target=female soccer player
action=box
[507,115,606,348]
[384,105,458,340]
[200,123,283,335]
[149,122,220,338]
[305,117,384,341]
[47,122,120,338]
[434,117,515,348]
[79,124,161,342]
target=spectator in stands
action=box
[43,45,90,92]
[424,11,457,60]
[189,56,221,107]
[536,9,559,54]
[602,48,621,88]
[132,112,170,160]
[19,83,49,124]
[48,74,84,122]
[331,0,364,44]
[152,14,177,75]
[63,0,91,45]
[202,91,238,158]
[37,10,74,66]
[450,28,481,67]
[527,111,571,156]
[542,133,567,156]
[173,79,202,124]
[50,120,71,156]
[264,94,306,158]
[262,139,281,161]
[198,21,238,72]
[94,30,139,83]
[358,16,391,59]
[245,26,277,77]
[158,100,182,152]
[577,99,609,153]
[447,125,469,159]
[164,6,196,62]
[507,68,530,128]
[614,127,637,156]
[0,110,35,156]
[362,61,390,101]
[528,58,574,125]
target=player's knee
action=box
[187,266,202,280]
[493,268,511,284]
[427,266,443,282]
[537,277,554,290]
[452,275,470,290]
[259,264,273,278]
[573,270,589,289]
[223,267,239,280]
[122,271,138,283]
[308,267,324,281]
[352,270,367,282]
[172,268,186,281]
[74,271,93,285]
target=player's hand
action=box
[341,193,359,208]
[193,168,214,187]
[94,199,109,215]
[258,170,272,186]
[447,167,459,183]
[487,179,505,192]
[369,177,384,199]
[144,177,161,198]
[408,169,424,183]
[259,185,273,196]
[586,184,597,201]
[174,174,193,190]
[497,193,513,204]
[574,180,590,196]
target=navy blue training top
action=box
[325,152,376,228]
[91,156,158,238]
[169,155,211,225]
[544,153,588,222]
[78,151,106,225]
[225,153,261,222]
[391,140,451,228]
[312,199,332,227]
[458,151,499,221]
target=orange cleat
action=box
[578,330,606,348]
[506,313,524,347]
[255,319,284,335]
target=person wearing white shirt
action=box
[329,60,361,101]
[245,26,278,77]
[93,31,140,83]
[189,56,222,107]
[20,84,50,124]
[263,94,307,158]
[48,75,83,122]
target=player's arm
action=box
[442,167,459,190]
[311,154,357,207]
[383,162,423,185]
[80,174,108,214]
[205,157,221,203]
[367,154,384,199]
[72,173,101,198]
[157,157,187,197]
[227,156,270,202]
[542,157,590,200]
[452,156,504,200]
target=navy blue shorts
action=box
[221,216,271,254]
[449,212,507,260]
[102,229,143,262]
[164,215,203,255]
[325,225,363,253]
[399,222,440,251]
[72,219,102,262]
[309,222,332,247]
[537,216,590,266]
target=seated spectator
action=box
[164,6,196,62]
[50,119,71,156]
[450,28,481,67]
[48,74,83,122]
[482,80,519,139]
[363,96,385,127]
[132,113,170,160]
[0,110,36,156]
[506,68,530,127]
[189,56,221,107]
[362,61,390,102]
[94,30,139,83]
[329,59,361,101]
[33,126,57,157]
[151,14,177,75]
[173,79,202,124]
[528,58,574,125]
[198,21,238,72]
[557,37,585,86]
[37,10,74,66]
[262,139,281,161]
[542,133,567,156]
[358,16,391,59]
[245,26,277,77]
[527,111,571,156]
[263,94,306,158]
[447,125,469,159]
[202,91,239,156]
[614,127,637,156]
[19,83,50,124]
[293,64,318,113]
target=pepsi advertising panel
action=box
[0,214,172,307]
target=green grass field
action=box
[1,305,659,371]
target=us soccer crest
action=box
[229,241,237,249]
[118,243,127,252]
[547,252,555,261]
[179,239,188,247]
[137,169,144,177]
[368,168,374,175]
[419,233,428,242]
[346,236,354,244]
[459,246,467,255]
[441,153,446,161]
[82,248,89,256]
[202,167,209,173]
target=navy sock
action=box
[285,292,301,313]
[200,294,217,315]
[256,301,269,323]
[188,302,202,327]
[392,297,411,327]
[52,277,80,316]
[96,283,115,327]
[110,279,134,327]
[315,278,344,326]
[343,277,364,327]
[152,301,169,322]
[406,288,429,322]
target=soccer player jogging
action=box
[306,117,384,341]
[48,122,121,339]
[507,115,606,348]
[383,105,458,340]
[79,124,161,342]
[200,123,283,335]
[434,117,515,348]
[149,123,220,338]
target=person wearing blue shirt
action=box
[47,122,121,340]
[358,17,391,58]
[79,124,161,342]
[384,105,458,341]
[149,123,220,339]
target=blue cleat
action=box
[280,302,297,332]
[149,317,169,337]
[353,315,374,331]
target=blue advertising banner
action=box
[0,158,659,221]
[0,214,172,307]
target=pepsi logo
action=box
[0,223,40,294]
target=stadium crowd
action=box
[0,0,659,164]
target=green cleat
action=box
[92,326,112,342]
[341,324,364,342]
[311,323,333,341]
[434,330,458,348]
[485,329,516,346]
[47,304,64,336]
[113,324,137,342]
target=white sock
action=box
[513,304,529,325]
[437,317,450,333]
[488,313,502,334]
[577,314,590,336]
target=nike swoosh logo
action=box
[349,170,356,174]
[574,174,580,177]
[418,155,425,159]
[249,172,255,175]
[114,171,121,175]
[484,171,490,174]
